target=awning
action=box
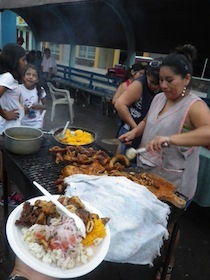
[0,0,209,57]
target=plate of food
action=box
[53,126,96,146]
[6,195,110,278]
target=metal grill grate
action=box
[4,137,67,194]
[4,136,112,195]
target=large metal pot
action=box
[4,126,43,155]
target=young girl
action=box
[0,43,27,134]
[20,64,47,129]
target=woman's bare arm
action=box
[170,101,210,146]
[0,85,20,120]
[112,82,127,105]
[147,101,210,151]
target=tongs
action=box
[101,138,121,145]
[126,142,168,160]
[33,181,86,238]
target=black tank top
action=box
[129,75,156,149]
[129,75,156,125]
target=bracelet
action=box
[7,275,29,280]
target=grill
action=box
[2,136,112,196]
[2,136,66,194]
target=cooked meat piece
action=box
[15,202,39,227]
[80,162,105,174]
[66,196,86,209]
[90,213,99,220]
[15,200,57,227]
[58,195,85,209]
[49,146,67,153]
[101,217,110,225]
[62,165,85,176]
[55,152,64,164]
[75,208,90,226]
[36,212,47,225]
[109,154,129,168]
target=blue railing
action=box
[54,64,120,91]
[52,64,120,115]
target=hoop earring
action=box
[181,86,186,97]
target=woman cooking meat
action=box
[119,44,210,279]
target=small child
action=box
[20,64,47,129]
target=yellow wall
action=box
[93,47,100,68]
[113,49,120,67]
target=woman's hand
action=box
[2,109,20,120]
[146,136,170,152]
[119,128,138,145]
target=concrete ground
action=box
[0,91,210,280]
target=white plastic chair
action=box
[47,82,74,123]
[41,110,46,119]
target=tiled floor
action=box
[1,93,210,280]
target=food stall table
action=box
[1,136,185,280]
[193,147,210,207]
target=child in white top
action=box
[0,43,27,134]
[20,64,47,129]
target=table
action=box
[1,136,184,280]
[193,147,210,207]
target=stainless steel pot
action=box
[4,126,43,155]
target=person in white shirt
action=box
[20,64,47,129]
[0,43,27,135]
[0,43,27,206]
[41,48,57,80]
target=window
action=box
[48,43,60,60]
[78,46,96,60]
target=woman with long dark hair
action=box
[0,43,27,134]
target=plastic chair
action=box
[41,110,46,119]
[47,82,74,123]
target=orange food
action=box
[82,218,107,246]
